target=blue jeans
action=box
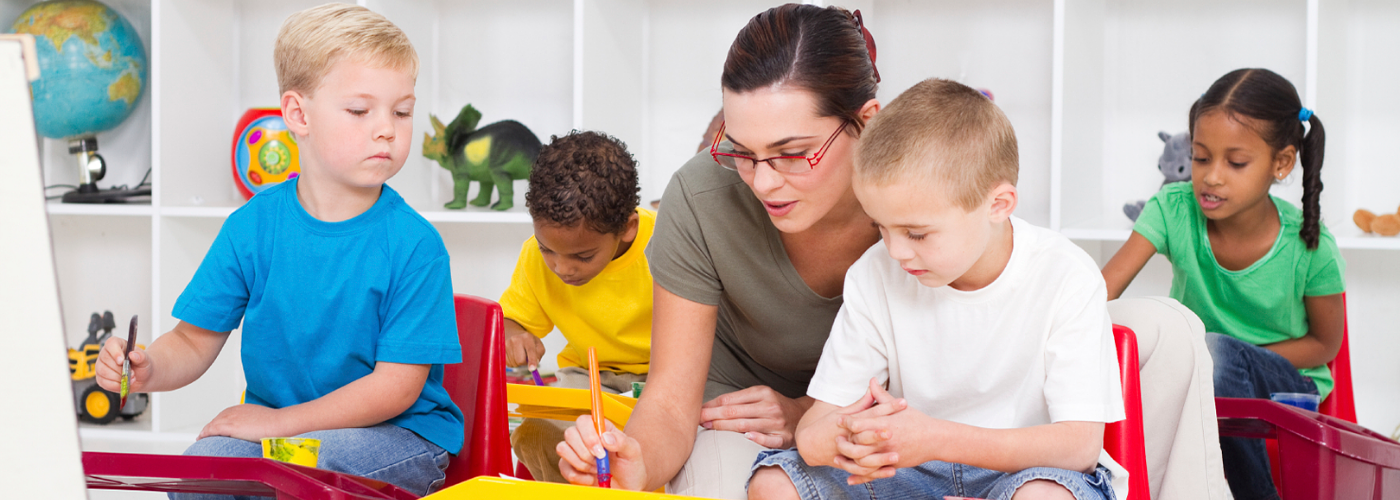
[170,423,450,500]
[751,449,1115,500]
[1207,332,1318,500]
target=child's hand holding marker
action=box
[503,328,546,370]
[95,333,153,395]
[557,412,648,489]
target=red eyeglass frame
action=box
[709,120,849,173]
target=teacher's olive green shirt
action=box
[647,152,847,401]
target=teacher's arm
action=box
[557,284,718,491]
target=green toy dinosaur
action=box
[423,104,541,210]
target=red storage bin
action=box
[1216,398,1400,500]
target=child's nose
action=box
[374,115,396,141]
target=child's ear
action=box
[986,183,1018,222]
[281,90,310,138]
[857,99,881,131]
[620,212,641,244]
[1274,144,1298,180]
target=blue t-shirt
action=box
[173,178,464,453]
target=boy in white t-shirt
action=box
[747,79,1127,500]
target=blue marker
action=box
[596,453,612,488]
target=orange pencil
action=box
[587,347,611,487]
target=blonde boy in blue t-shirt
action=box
[95,4,462,497]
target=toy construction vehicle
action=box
[69,311,148,424]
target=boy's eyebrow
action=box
[725,134,817,151]
[537,241,598,257]
[344,93,416,102]
[870,221,930,230]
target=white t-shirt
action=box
[808,217,1128,495]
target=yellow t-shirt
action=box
[499,208,655,374]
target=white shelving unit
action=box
[17,0,1400,446]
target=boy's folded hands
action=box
[834,380,929,485]
[797,378,943,486]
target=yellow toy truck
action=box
[69,311,148,424]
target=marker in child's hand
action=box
[119,315,137,409]
[587,347,611,488]
[530,366,545,386]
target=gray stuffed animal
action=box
[1124,131,1192,221]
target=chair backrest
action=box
[1105,325,1150,500]
[1318,293,1355,423]
[441,294,512,486]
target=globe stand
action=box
[61,137,150,204]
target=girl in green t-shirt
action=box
[1102,68,1346,500]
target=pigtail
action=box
[1299,114,1326,250]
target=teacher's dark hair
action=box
[722,3,879,133]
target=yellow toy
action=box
[507,384,635,430]
[68,311,148,424]
[1354,204,1400,237]
[262,437,321,467]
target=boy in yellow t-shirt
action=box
[502,130,654,483]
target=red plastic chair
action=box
[442,294,513,486]
[1106,325,1151,500]
[1317,294,1356,422]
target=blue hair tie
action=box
[1298,107,1313,122]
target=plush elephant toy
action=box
[1124,131,1192,221]
[423,104,541,210]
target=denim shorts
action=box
[751,448,1115,500]
[172,423,450,500]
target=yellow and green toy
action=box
[423,104,541,210]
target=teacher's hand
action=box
[558,415,648,490]
[698,385,813,449]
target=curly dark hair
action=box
[526,131,641,234]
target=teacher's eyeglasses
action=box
[709,120,849,175]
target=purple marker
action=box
[532,368,545,386]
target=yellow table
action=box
[427,476,703,499]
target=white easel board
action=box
[0,35,89,500]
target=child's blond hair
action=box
[856,78,1018,211]
[274,3,418,96]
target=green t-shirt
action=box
[1133,182,1345,399]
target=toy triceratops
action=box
[1124,131,1192,221]
[423,104,542,210]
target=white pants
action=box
[666,296,1233,500]
[1108,296,1232,500]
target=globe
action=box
[10,0,147,140]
